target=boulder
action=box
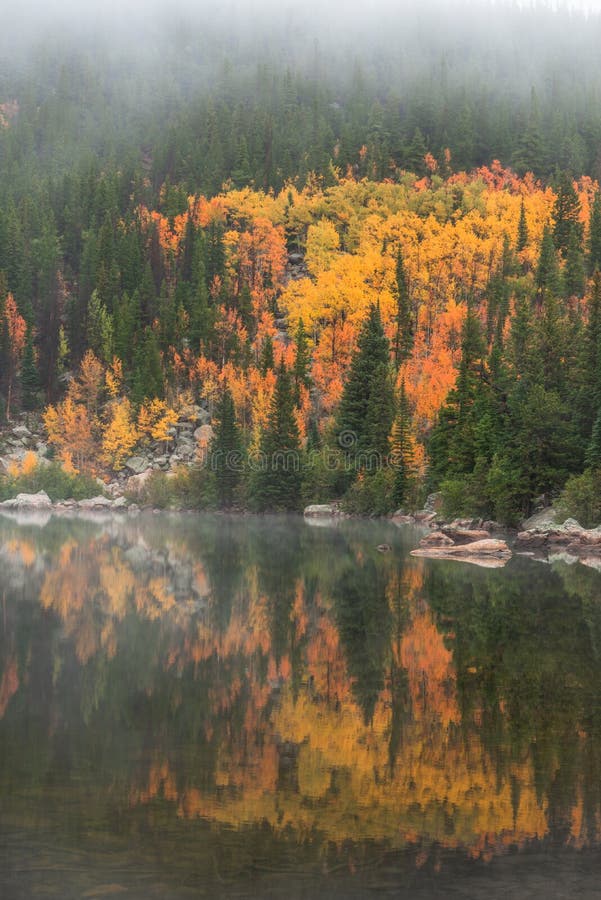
[423,492,443,513]
[11,425,31,439]
[419,531,455,548]
[411,539,511,560]
[520,507,558,530]
[0,490,52,509]
[304,504,338,518]
[413,511,438,526]
[77,495,113,510]
[125,470,153,494]
[441,526,491,544]
[125,456,151,475]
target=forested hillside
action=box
[2,0,601,520]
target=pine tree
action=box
[20,330,40,412]
[586,409,601,469]
[250,360,302,511]
[536,225,560,300]
[516,197,529,253]
[132,328,164,405]
[552,171,581,256]
[293,317,311,403]
[393,248,413,366]
[428,295,487,482]
[588,189,601,275]
[212,388,242,508]
[564,224,586,298]
[391,379,415,509]
[260,334,275,374]
[335,304,392,460]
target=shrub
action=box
[557,468,601,529]
[342,468,395,516]
[0,460,102,502]
[129,466,217,509]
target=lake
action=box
[1,511,601,898]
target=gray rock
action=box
[424,492,443,513]
[12,425,31,439]
[304,504,338,518]
[77,495,113,509]
[520,508,558,530]
[0,490,52,509]
[125,456,151,475]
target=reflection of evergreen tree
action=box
[332,558,392,725]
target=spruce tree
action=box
[516,197,528,253]
[393,248,413,366]
[335,304,392,461]
[536,225,560,300]
[132,328,164,405]
[391,379,415,509]
[564,225,586,298]
[20,330,39,412]
[260,334,275,374]
[552,171,581,256]
[586,409,601,469]
[250,360,302,511]
[588,189,601,275]
[293,318,311,403]
[212,388,242,508]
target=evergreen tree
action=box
[564,225,586,298]
[335,304,392,462]
[132,328,164,405]
[588,189,601,275]
[586,409,601,469]
[516,197,529,253]
[536,225,560,300]
[20,330,40,412]
[260,334,275,374]
[391,379,415,510]
[293,317,311,403]
[212,388,242,508]
[393,248,413,366]
[428,295,489,482]
[552,171,581,256]
[250,360,302,511]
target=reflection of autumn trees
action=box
[2,517,601,860]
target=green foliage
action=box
[335,304,394,473]
[393,249,413,366]
[557,468,601,529]
[211,388,242,509]
[250,361,302,511]
[341,469,395,517]
[129,466,217,510]
[0,462,102,502]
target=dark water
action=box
[1,511,601,898]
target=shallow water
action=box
[1,511,601,898]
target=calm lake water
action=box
[2,511,601,898]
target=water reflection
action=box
[1,512,601,895]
